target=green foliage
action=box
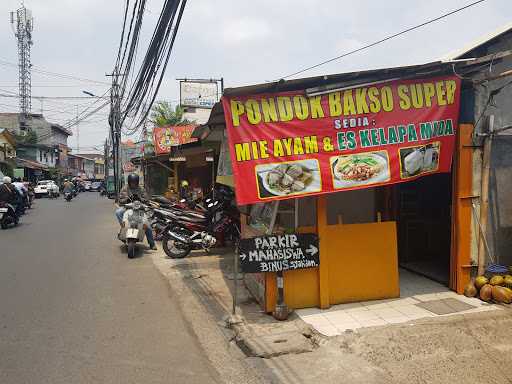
[149,101,194,127]
[47,167,61,180]
[0,162,14,178]
[14,129,38,144]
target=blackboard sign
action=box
[239,233,319,273]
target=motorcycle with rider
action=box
[115,174,157,257]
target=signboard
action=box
[239,233,319,273]
[153,125,198,155]
[13,168,24,179]
[222,76,461,205]
[123,161,135,172]
[180,81,219,109]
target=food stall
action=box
[205,59,503,312]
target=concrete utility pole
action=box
[76,105,80,152]
[107,72,123,197]
[10,4,34,118]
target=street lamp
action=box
[82,90,97,97]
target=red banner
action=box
[153,125,198,155]
[222,76,461,205]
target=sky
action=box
[0,0,511,151]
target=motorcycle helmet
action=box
[3,176,12,184]
[127,173,139,189]
[181,180,189,187]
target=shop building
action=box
[201,27,512,313]
[134,124,220,198]
[0,128,16,177]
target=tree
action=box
[14,129,38,144]
[149,101,194,127]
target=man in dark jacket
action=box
[0,176,17,204]
[0,176,21,219]
[115,173,156,250]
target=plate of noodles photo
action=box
[331,151,390,189]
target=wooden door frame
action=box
[450,124,474,293]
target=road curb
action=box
[150,251,269,384]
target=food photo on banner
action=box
[152,125,198,155]
[222,76,461,205]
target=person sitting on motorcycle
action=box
[0,176,21,218]
[63,179,74,194]
[179,180,191,200]
[12,178,29,209]
[116,173,156,250]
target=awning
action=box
[16,158,49,170]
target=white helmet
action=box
[3,176,12,184]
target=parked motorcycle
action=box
[156,191,239,259]
[0,202,18,229]
[118,200,149,259]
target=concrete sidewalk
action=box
[150,248,512,384]
[151,248,316,358]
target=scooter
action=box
[118,200,149,259]
[0,202,18,229]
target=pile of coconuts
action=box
[464,275,512,304]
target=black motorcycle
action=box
[0,202,18,229]
[152,190,240,259]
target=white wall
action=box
[183,107,212,125]
[37,148,57,167]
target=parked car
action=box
[90,181,102,191]
[34,180,53,198]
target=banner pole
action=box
[233,241,238,316]
[273,200,290,321]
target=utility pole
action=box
[142,120,148,193]
[76,105,80,152]
[107,71,123,198]
[10,4,33,122]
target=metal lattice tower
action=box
[10,4,33,116]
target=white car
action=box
[34,180,58,198]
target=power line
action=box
[277,0,488,80]
[0,84,108,88]
[0,92,110,100]
[0,58,110,85]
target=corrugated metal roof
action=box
[441,22,512,61]
[221,55,501,98]
[16,158,48,170]
[0,128,16,147]
[223,61,453,97]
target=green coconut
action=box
[480,284,493,302]
[503,275,512,289]
[475,276,489,290]
[490,275,505,286]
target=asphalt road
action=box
[0,193,219,384]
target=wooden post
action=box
[173,162,179,192]
[477,115,494,276]
[317,195,330,309]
